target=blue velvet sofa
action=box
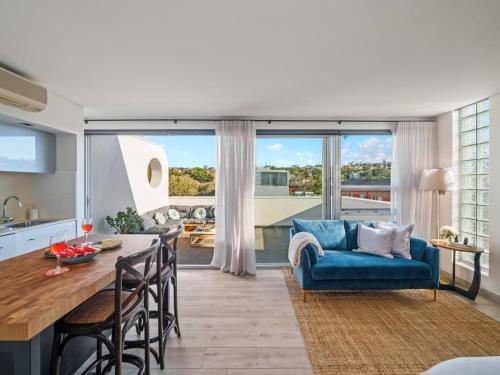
[290,219,439,301]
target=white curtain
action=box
[211,120,257,275]
[392,121,437,240]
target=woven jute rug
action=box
[284,270,500,375]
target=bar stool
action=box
[123,225,182,369]
[50,240,160,375]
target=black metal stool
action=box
[50,240,160,375]
[123,225,182,369]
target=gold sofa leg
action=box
[433,289,438,301]
[303,290,311,302]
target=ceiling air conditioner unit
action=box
[0,67,47,112]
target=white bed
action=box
[422,356,500,375]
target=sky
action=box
[0,136,36,160]
[144,135,392,168]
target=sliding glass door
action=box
[339,134,392,221]
[86,133,216,266]
[253,132,392,264]
[254,137,326,264]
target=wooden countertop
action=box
[0,234,156,341]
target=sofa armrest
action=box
[289,228,319,265]
[303,244,319,265]
[423,245,440,288]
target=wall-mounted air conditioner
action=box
[0,67,47,112]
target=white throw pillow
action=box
[167,208,181,220]
[353,224,394,258]
[376,223,414,259]
[154,211,166,225]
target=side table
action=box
[430,239,483,300]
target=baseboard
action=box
[440,270,500,303]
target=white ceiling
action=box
[1,0,500,119]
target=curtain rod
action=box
[84,118,432,124]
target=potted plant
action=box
[106,207,144,234]
[439,226,458,243]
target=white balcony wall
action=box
[169,196,321,227]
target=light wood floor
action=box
[124,269,313,375]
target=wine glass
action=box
[45,233,69,276]
[82,218,93,245]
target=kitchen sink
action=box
[0,219,59,229]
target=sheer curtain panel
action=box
[211,120,257,275]
[392,121,437,240]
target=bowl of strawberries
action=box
[44,244,99,264]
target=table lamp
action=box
[419,168,455,239]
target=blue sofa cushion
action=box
[293,219,347,250]
[311,250,432,281]
[409,237,427,261]
[343,220,375,250]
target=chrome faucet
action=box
[1,196,23,223]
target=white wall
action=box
[487,94,500,296]
[437,94,500,297]
[118,136,169,214]
[0,92,85,232]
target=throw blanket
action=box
[288,232,324,267]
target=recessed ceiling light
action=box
[19,122,35,127]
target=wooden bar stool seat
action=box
[63,290,137,325]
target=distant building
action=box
[341,178,391,202]
[255,169,289,196]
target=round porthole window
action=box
[147,158,162,188]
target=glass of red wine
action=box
[45,233,70,276]
[82,218,93,245]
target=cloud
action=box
[295,151,317,165]
[342,137,392,164]
[183,151,191,156]
[267,143,284,151]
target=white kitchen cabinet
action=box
[0,234,16,260]
[0,220,77,260]
[16,220,76,255]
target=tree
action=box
[169,175,200,196]
[199,180,216,196]
[188,167,214,183]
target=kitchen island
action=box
[0,234,155,375]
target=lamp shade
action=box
[419,168,455,191]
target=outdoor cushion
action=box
[192,207,207,220]
[154,211,166,225]
[168,208,181,220]
[140,219,185,234]
[293,219,347,250]
[207,205,215,219]
[311,250,432,281]
[170,205,191,218]
[142,214,156,230]
[184,218,206,224]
